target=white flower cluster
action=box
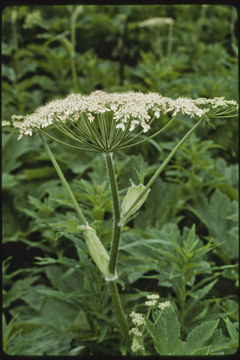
[129,296,171,354]
[131,337,145,353]
[17,91,209,140]
[194,97,237,109]
[158,300,171,310]
[129,311,146,327]
[145,293,160,307]
[129,327,143,337]
[147,294,160,300]
[129,312,145,354]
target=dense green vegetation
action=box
[2,4,238,356]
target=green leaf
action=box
[134,179,183,229]
[183,224,199,251]
[146,306,183,355]
[184,319,220,354]
[50,217,81,234]
[2,313,22,353]
[2,64,16,82]
[224,318,238,343]
[70,310,91,332]
[69,346,85,356]
[2,133,34,173]
[39,297,79,331]
[2,173,18,190]
[187,190,238,259]
[22,166,56,180]
[190,279,218,302]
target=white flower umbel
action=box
[16,91,213,152]
[145,294,160,307]
[158,300,171,310]
[130,311,146,327]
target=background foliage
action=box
[2,4,238,356]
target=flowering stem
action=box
[109,282,130,346]
[121,118,203,224]
[104,152,121,275]
[40,134,87,225]
[104,152,130,346]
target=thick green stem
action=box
[104,152,121,275]
[104,152,130,346]
[40,134,87,225]
[109,282,130,346]
[121,119,203,223]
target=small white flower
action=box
[11,115,24,121]
[158,300,171,310]
[129,327,143,337]
[145,299,158,307]
[129,119,140,131]
[131,337,144,353]
[87,113,95,122]
[147,294,160,300]
[25,129,33,136]
[142,123,151,133]
[116,123,125,131]
[130,311,145,326]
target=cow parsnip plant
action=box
[5,91,237,355]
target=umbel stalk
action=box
[41,134,87,225]
[120,119,203,224]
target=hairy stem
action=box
[41,134,87,225]
[109,282,130,345]
[104,152,130,345]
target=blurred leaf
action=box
[188,190,238,259]
[2,173,18,190]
